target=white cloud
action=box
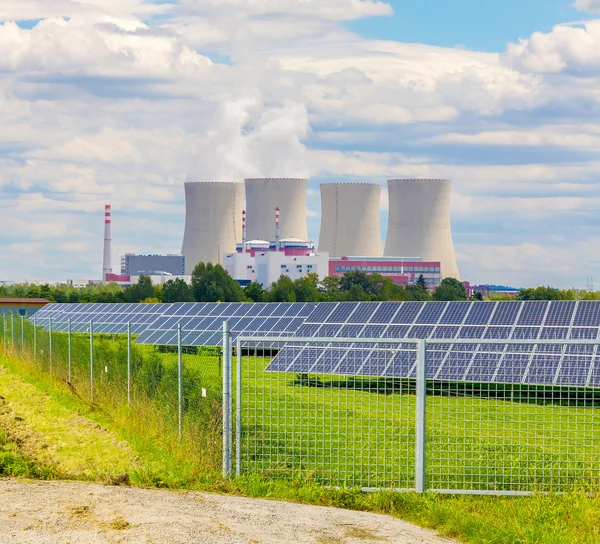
[573,0,600,13]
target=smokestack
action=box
[102,204,113,282]
[275,207,280,251]
[242,210,247,253]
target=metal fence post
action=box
[11,313,14,350]
[236,337,242,476]
[222,320,232,478]
[20,315,24,355]
[89,320,94,403]
[415,339,427,493]
[127,321,131,407]
[2,313,5,352]
[49,318,53,374]
[178,323,183,440]
[67,318,72,383]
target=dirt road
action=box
[0,479,453,543]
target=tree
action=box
[319,276,340,300]
[161,278,194,303]
[405,283,430,301]
[265,276,296,302]
[123,274,156,303]
[471,291,484,301]
[416,274,427,291]
[517,286,575,301]
[191,263,244,302]
[432,277,468,301]
[244,282,265,303]
[293,275,321,302]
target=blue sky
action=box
[351,0,582,51]
[1,0,600,288]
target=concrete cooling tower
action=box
[384,179,460,279]
[181,182,243,274]
[318,183,383,258]
[244,178,308,241]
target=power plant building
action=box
[181,182,243,274]
[318,183,383,258]
[384,179,460,279]
[120,254,185,276]
[244,178,308,241]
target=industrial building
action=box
[121,254,185,276]
[384,179,460,280]
[318,183,383,258]
[0,298,50,316]
[244,178,308,241]
[223,208,328,286]
[181,182,243,274]
[328,257,441,288]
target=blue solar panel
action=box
[439,302,472,324]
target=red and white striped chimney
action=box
[241,210,247,253]
[102,205,113,282]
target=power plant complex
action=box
[179,178,461,285]
[100,178,460,287]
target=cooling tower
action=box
[384,179,460,279]
[318,183,383,258]
[181,182,243,273]
[244,178,308,241]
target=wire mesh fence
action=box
[2,315,600,495]
[0,315,225,478]
[235,336,600,495]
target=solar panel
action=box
[135,302,319,346]
[265,300,600,389]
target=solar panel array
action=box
[266,300,600,388]
[33,303,168,333]
[135,302,319,346]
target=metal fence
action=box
[0,315,226,477]
[2,315,599,495]
[234,336,600,495]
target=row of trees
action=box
[2,263,596,304]
[0,264,470,303]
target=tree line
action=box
[1,263,594,304]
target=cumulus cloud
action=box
[1,1,600,286]
[573,0,600,13]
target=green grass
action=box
[2,326,600,543]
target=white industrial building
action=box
[318,183,383,258]
[244,178,308,241]
[223,239,329,287]
[181,182,243,274]
[384,179,460,279]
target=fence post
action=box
[2,313,5,352]
[20,315,24,355]
[127,321,131,407]
[49,318,53,374]
[222,320,232,478]
[11,313,14,350]
[67,318,72,383]
[236,337,242,476]
[177,323,183,441]
[415,339,427,493]
[89,320,94,403]
[33,316,36,365]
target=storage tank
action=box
[244,178,308,241]
[181,182,243,274]
[384,179,460,279]
[318,183,383,258]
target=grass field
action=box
[3,326,600,542]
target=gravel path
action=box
[0,479,453,543]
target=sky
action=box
[2,0,600,288]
